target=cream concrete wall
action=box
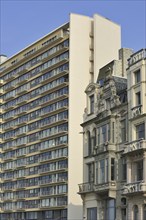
[68,13,92,220]
[68,13,122,219]
[93,14,121,81]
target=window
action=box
[97,159,109,184]
[87,207,97,220]
[121,120,126,142]
[143,205,146,220]
[121,198,127,220]
[97,128,100,145]
[111,158,115,181]
[122,158,127,180]
[133,205,138,220]
[99,160,105,183]
[87,131,92,156]
[88,163,94,182]
[134,69,141,83]
[136,123,145,139]
[106,98,111,110]
[101,125,106,143]
[93,128,96,147]
[112,122,115,143]
[89,95,94,114]
[121,208,126,220]
[137,160,143,181]
[136,92,141,106]
[106,199,115,220]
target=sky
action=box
[0,0,146,58]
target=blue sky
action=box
[0,0,146,58]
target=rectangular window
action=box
[105,158,109,182]
[136,123,145,139]
[96,162,98,184]
[136,91,141,106]
[121,120,126,142]
[137,160,143,181]
[121,208,126,220]
[106,98,111,110]
[111,158,115,181]
[107,123,110,141]
[106,199,115,220]
[97,128,100,145]
[122,158,127,180]
[101,125,106,143]
[90,95,94,114]
[112,122,115,143]
[99,160,105,183]
[87,207,97,220]
[134,69,141,83]
[88,163,94,182]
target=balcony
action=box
[78,182,94,194]
[131,105,142,118]
[78,181,116,198]
[124,139,146,155]
[0,79,3,85]
[41,58,69,75]
[4,85,16,92]
[94,143,116,155]
[41,46,69,64]
[0,88,3,95]
[94,181,116,197]
[122,181,146,195]
[128,49,146,66]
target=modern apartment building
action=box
[0,13,121,220]
[78,48,146,220]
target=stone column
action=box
[127,158,131,183]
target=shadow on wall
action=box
[68,203,83,220]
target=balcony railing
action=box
[78,182,94,194]
[94,181,116,193]
[122,181,146,195]
[131,105,142,118]
[124,139,146,154]
[94,143,116,155]
[78,181,116,195]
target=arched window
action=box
[87,131,92,156]
[143,205,146,220]
[133,205,138,220]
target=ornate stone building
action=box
[78,48,146,220]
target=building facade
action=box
[0,14,121,220]
[78,48,146,220]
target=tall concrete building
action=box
[0,13,121,220]
[78,48,146,220]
